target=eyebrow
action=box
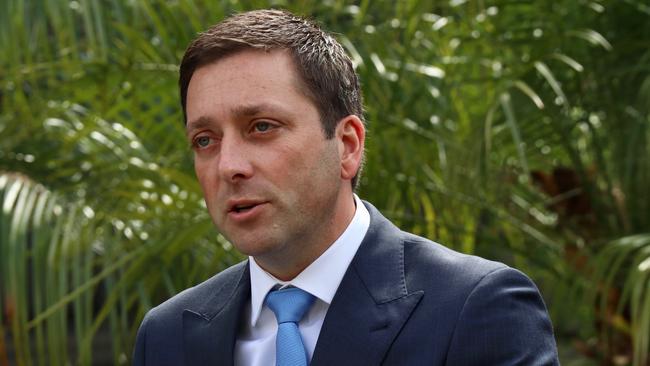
[231,102,289,119]
[185,116,213,138]
[231,104,265,117]
[186,102,289,137]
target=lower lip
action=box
[227,203,267,222]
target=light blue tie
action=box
[265,287,315,366]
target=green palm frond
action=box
[1,0,649,364]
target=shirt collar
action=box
[248,194,370,326]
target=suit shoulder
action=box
[133,261,248,365]
[444,250,559,364]
[146,260,247,320]
[399,231,544,305]
[401,231,507,281]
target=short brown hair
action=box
[179,9,365,186]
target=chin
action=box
[233,239,280,258]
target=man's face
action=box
[185,50,351,274]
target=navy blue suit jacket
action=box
[134,201,559,365]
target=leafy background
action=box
[1,0,649,365]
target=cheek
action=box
[291,141,339,184]
[194,160,205,183]
[194,159,215,192]
[264,143,303,172]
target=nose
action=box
[217,135,254,183]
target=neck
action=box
[256,192,357,281]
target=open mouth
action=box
[232,204,256,213]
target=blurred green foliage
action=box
[1,0,649,365]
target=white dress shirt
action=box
[234,194,370,366]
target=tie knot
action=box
[265,287,315,324]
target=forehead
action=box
[199,48,301,80]
[188,49,301,99]
[185,49,317,129]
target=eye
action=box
[253,121,273,133]
[193,135,212,148]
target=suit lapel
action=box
[311,202,424,365]
[182,262,250,366]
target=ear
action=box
[335,115,365,181]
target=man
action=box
[134,9,559,366]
